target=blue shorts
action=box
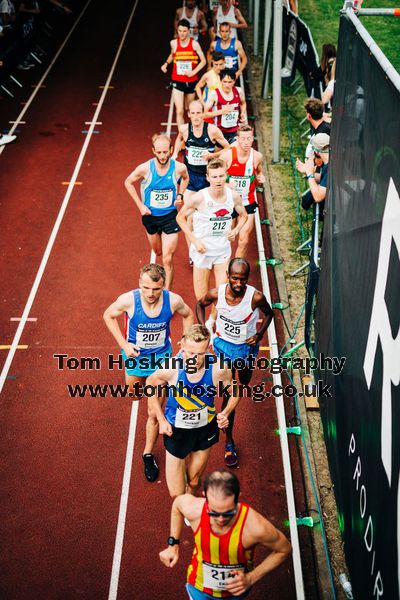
[121,347,172,378]
[186,583,251,600]
[213,336,259,364]
[187,170,210,192]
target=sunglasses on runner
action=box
[206,503,237,518]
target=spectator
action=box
[322,58,336,108]
[320,44,336,86]
[296,133,330,205]
[0,0,16,27]
[303,97,330,158]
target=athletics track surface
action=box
[0,1,316,598]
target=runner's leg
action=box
[165,451,187,498]
[235,213,255,259]
[161,231,179,289]
[186,447,212,494]
[172,88,186,127]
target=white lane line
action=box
[108,401,139,600]
[0,0,140,394]
[0,0,93,157]
[238,68,305,598]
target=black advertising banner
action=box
[281,7,321,97]
[315,14,400,599]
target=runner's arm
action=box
[238,87,248,123]
[235,40,248,79]
[232,8,248,31]
[215,365,239,428]
[224,510,291,595]
[159,495,202,568]
[177,163,189,197]
[203,91,232,119]
[245,292,273,346]
[103,293,140,357]
[209,125,231,155]
[206,40,216,69]
[198,10,207,35]
[190,41,207,77]
[124,163,151,216]
[255,152,266,183]
[170,293,195,333]
[172,126,187,159]
[194,72,209,106]
[146,369,175,435]
[161,40,175,73]
[229,193,247,240]
[196,289,219,324]
[176,195,206,252]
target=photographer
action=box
[296,132,330,206]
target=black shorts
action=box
[222,130,238,144]
[164,417,219,459]
[171,80,197,94]
[142,210,181,235]
[231,202,258,219]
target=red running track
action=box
[0,1,316,598]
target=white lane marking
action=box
[108,401,139,600]
[10,317,37,322]
[0,0,93,157]
[0,0,140,395]
[238,68,305,598]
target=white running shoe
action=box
[0,134,17,146]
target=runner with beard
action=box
[196,258,273,467]
[124,134,189,289]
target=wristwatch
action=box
[176,193,184,199]
[167,536,180,546]
[306,174,315,179]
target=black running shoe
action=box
[143,453,159,482]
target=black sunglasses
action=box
[206,503,237,518]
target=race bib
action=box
[220,317,247,343]
[136,328,166,349]
[187,146,208,166]
[224,56,234,69]
[209,0,219,8]
[149,189,174,209]
[175,405,208,429]
[202,562,245,591]
[221,110,239,129]
[177,60,192,76]
[209,217,231,237]
[230,176,250,197]
[189,27,199,41]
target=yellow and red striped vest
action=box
[187,502,255,598]
[172,38,199,83]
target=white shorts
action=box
[189,247,231,270]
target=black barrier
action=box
[315,13,400,599]
[281,7,322,98]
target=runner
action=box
[103,264,194,482]
[159,470,291,599]
[176,158,247,334]
[174,0,207,41]
[204,68,247,144]
[196,258,273,467]
[207,21,248,79]
[220,125,265,257]
[124,133,188,289]
[211,0,248,40]
[147,325,239,498]
[161,19,207,127]
[195,51,225,109]
[173,100,229,195]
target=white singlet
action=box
[215,283,260,344]
[216,4,238,39]
[191,187,234,256]
[182,5,200,40]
